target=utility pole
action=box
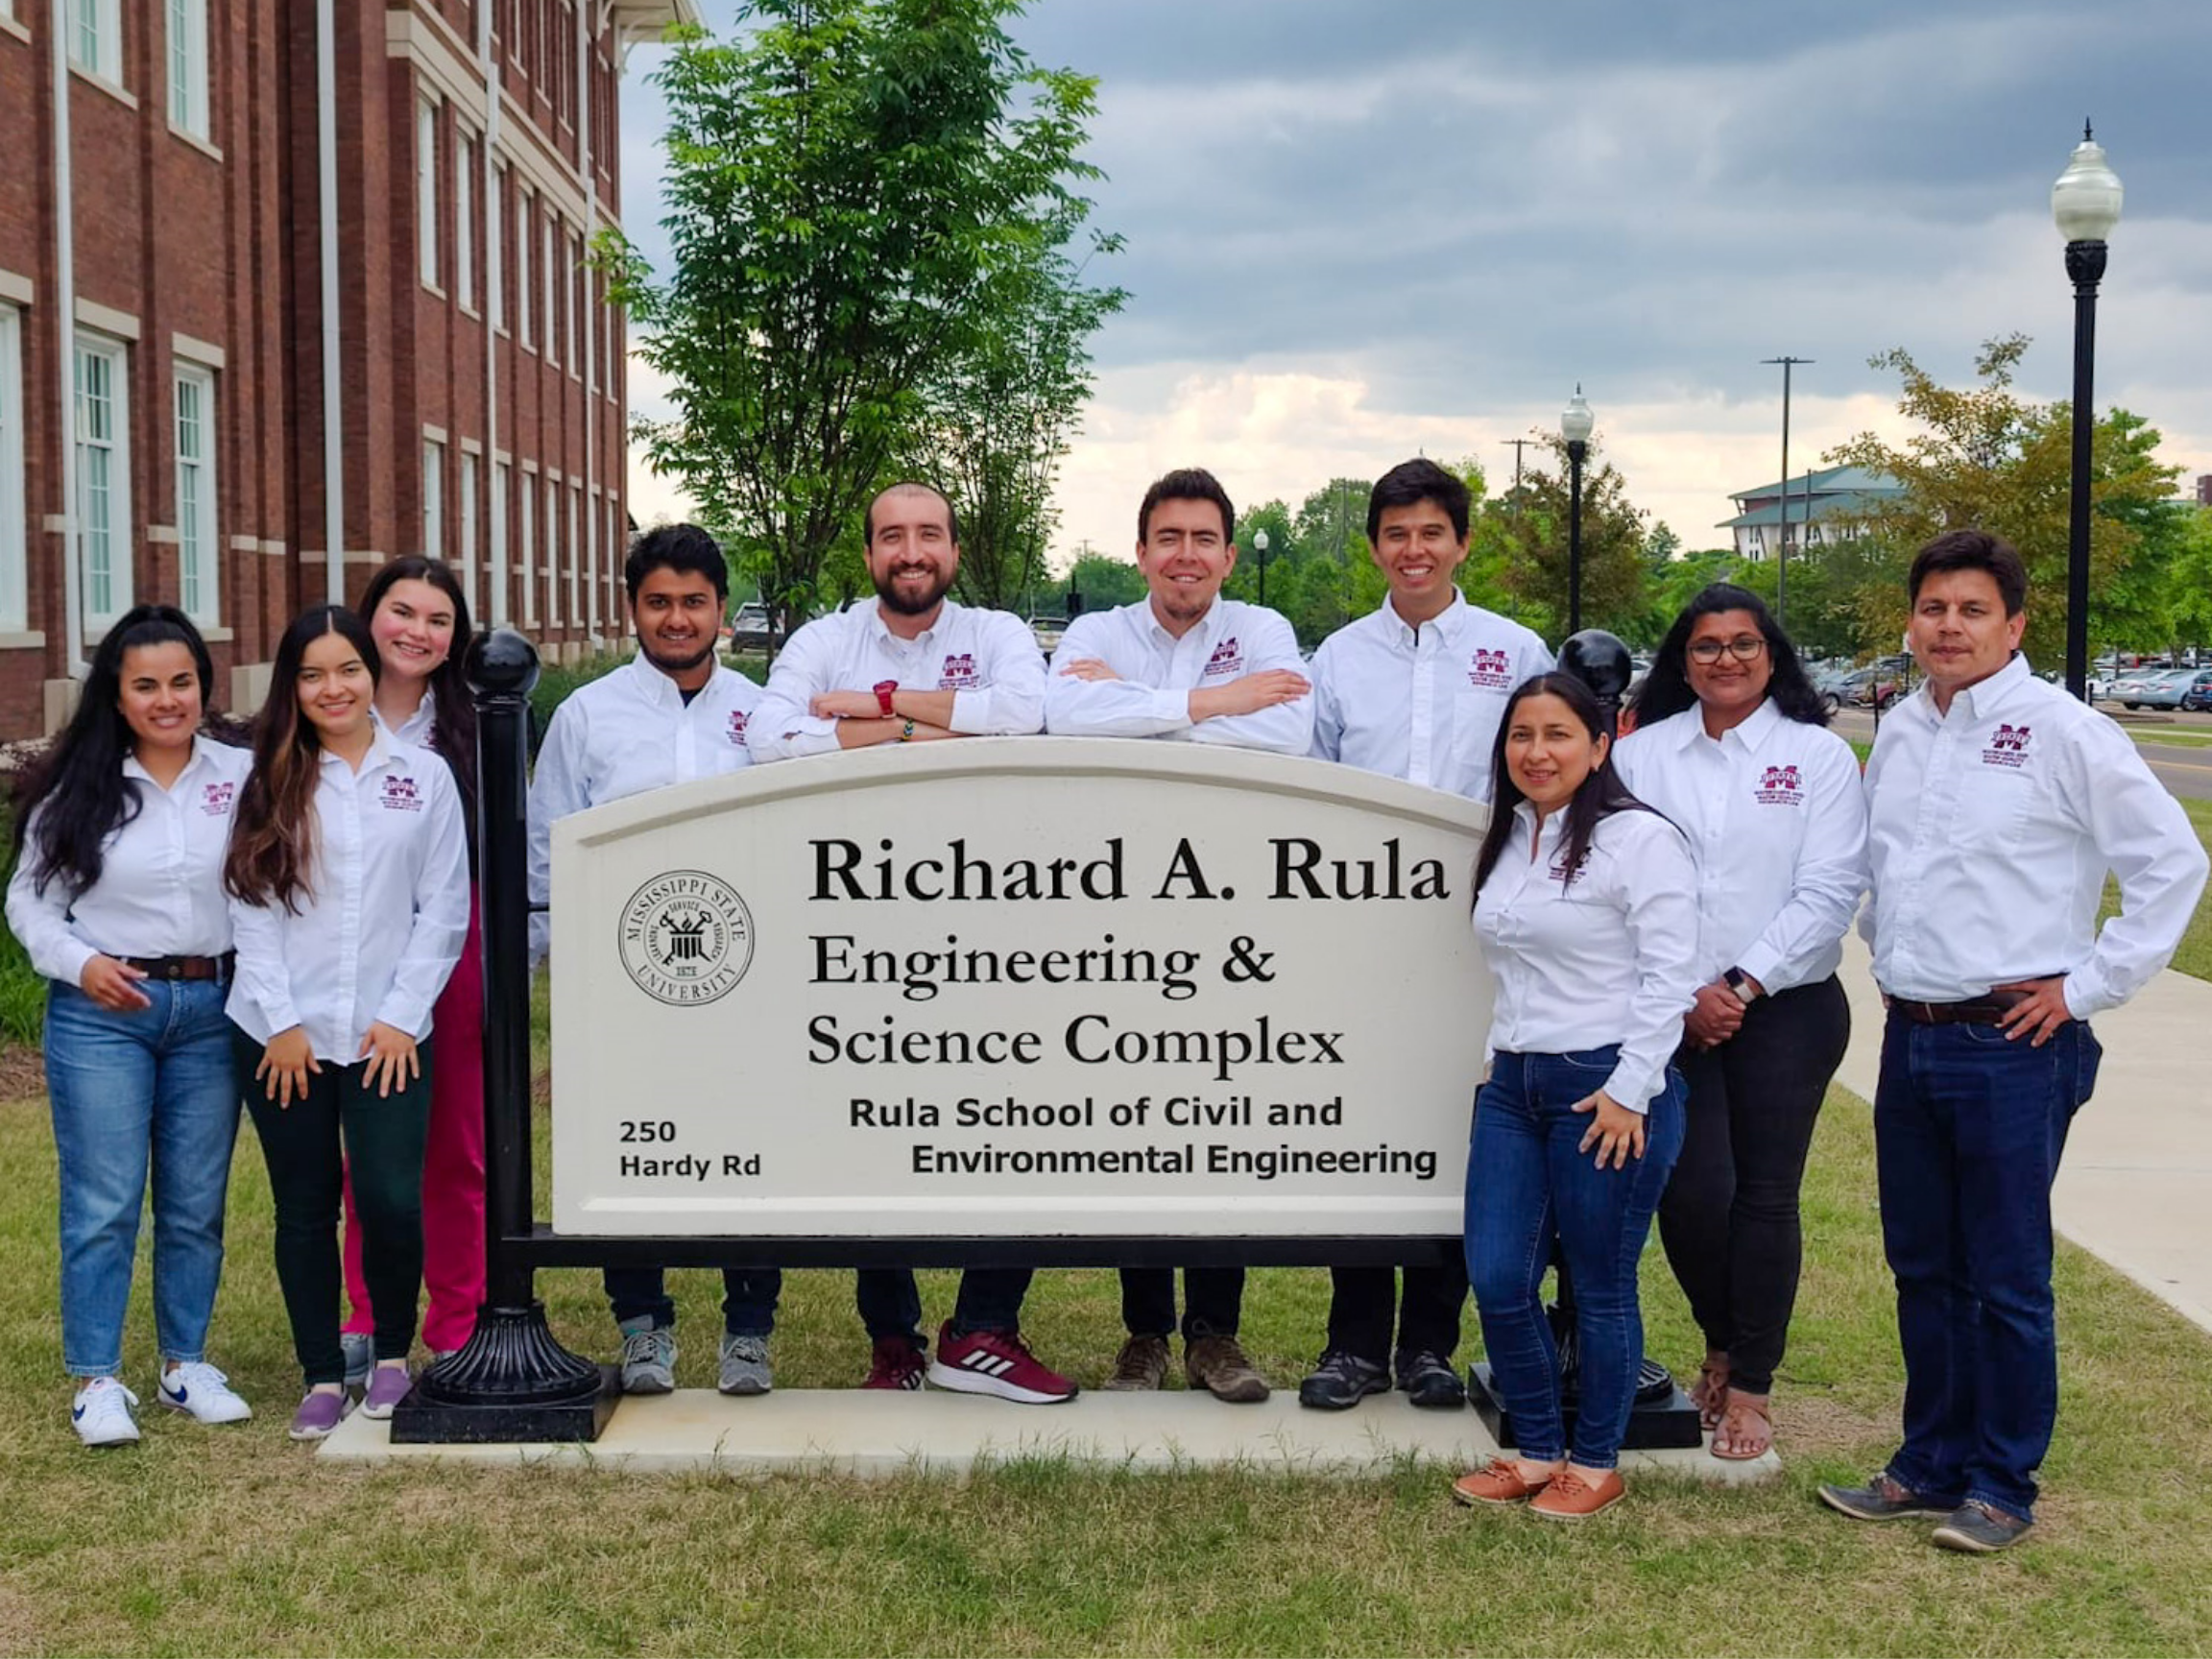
[1761,356,1814,628]
[1501,438,1533,516]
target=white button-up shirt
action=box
[5,737,253,986]
[1614,699,1868,993]
[748,599,1045,761]
[1045,597,1313,754]
[527,654,762,962]
[1473,803,1700,1112]
[227,728,469,1061]
[1863,653,2207,1016]
[1309,592,1553,801]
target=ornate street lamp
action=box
[2053,122,2123,703]
[1560,387,1595,634]
[1253,526,1270,608]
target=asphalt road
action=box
[1830,707,2212,802]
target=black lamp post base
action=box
[1467,1361,1705,1453]
[388,1300,617,1444]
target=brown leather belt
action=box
[116,952,235,983]
[1891,989,2031,1026]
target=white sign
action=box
[549,738,1492,1239]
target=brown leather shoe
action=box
[1451,1458,1555,1506]
[1102,1334,1170,1391]
[1185,1334,1269,1403]
[1529,1468,1626,1520]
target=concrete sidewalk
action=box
[1834,933,2212,1334]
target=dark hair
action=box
[360,556,479,844]
[10,606,217,900]
[225,606,381,914]
[624,522,729,603]
[864,482,960,547]
[1908,528,2027,615]
[1474,673,1656,900]
[1626,583,1831,729]
[1137,468,1235,544]
[1366,458,1470,542]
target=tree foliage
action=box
[1493,433,1650,638]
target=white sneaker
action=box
[71,1377,141,1448]
[157,1361,253,1425]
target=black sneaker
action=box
[1817,1472,1956,1523]
[1297,1350,1387,1410]
[1932,1502,2034,1553]
[1395,1350,1466,1409]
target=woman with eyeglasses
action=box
[1616,584,1867,1461]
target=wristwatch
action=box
[874,679,898,717]
[1722,966,1761,1005]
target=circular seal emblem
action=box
[617,870,754,1005]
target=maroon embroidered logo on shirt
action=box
[1202,637,1244,678]
[938,652,979,689]
[1753,764,1804,805]
[727,709,749,745]
[1984,724,2032,768]
[200,781,236,817]
[1467,647,1514,689]
[380,774,423,811]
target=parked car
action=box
[2131,668,2204,711]
[729,601,772,651]
[2182,669,2212,713]
[1028,615,1069,654]
[1840,665,1905,710]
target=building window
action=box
[417,99,440,290]
[565,230,580,375]
[422,437,445,558]
[490,460,510,627]
[0,305,24,632]
[173,365,218,623]
[74,335,132,628]
[68,0,122,84]
[543,478,559,624]
[517,188,533,349]
[167,0,208,138]
[490,162,508,331]
[518,475,536,625]
[454,132,475,309]
[567,483,581,624]
[459,451,479,614]
[541,211,558,368]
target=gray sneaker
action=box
[341,1332,373,1391]
[1817,1472,1956,1523]
[718,1333,772,1396]
[617,1319,677,1395]
[1932,1501,2034,1553]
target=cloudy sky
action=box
[617,0,2212,565]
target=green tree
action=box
[605,0,1112,649]
[1495,433,1649,639]
[1047,550,1148,617]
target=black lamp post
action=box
[1253,527,1270,608]
[1561,386,1594,634]
[2053,122,2123,703]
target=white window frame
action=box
[454,130,475,310]
[566,482,581,623]
[0,305,25,632]
[565,229,580,377]
[516,186,533,348]
[173,363,218,624]
[491,162,509,332]
[518,472,536,624]
[459,450,479,614]
[490,459,511,626]
[417,98,441,291]
[69,0,123,84]
[422,436,445,558]
[167,0,209,138]
[543,477,560,624]
[74,334,132,629]
[541,210,558,368]
[605,498,618,633]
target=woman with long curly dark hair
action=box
[5,606,254,1445]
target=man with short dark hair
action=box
[1046,466,1312,1403]
[748,482,1074,1405]
[1298,457,1552,1411]
[527,523,780,1399]
[1820,529,2205,1551]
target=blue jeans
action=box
[1874,1011,2101,1524]
[605,1266,781,1337]
[1465,1047,1685,1469]
[854,1267,1033,1338]
[45,980,242,1377]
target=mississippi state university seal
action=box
[618,871,754,1005]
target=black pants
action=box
[242,1033,432,1385]
[1120,1266,1243,1340]
[1657,974,1849,1396]
[1323,1261,1467,1366]
[855,1267,1033,1338]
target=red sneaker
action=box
[862,1334,926,1391]
[925,1320,1077,1405]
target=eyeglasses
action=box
[1687,636,1767,665]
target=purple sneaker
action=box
[360,1364,413,1419]
[289,1389,352,1441]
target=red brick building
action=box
[0,0,690,737]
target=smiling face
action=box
[1138,496,1237,632]
[116,641,203,758]
[633,565,723,679]
[1909,568,2025,698]
[295,627,374,744]
[1370,498,1468,622]
[368,577,457,689]
[1684,608,1773,722]
[866,487,959,618]
[1503,690,1608,813]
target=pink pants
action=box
[342,899,486,1355]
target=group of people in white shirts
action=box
[11,458,2203,1549]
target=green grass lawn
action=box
[4,1068,2212,1656]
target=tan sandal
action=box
[1711,1392,1772,1461]
[1691,1358,1731,1431]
